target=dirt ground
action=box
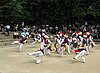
[0,42,100,73]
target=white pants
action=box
[19,44,23,51]
[74,50,86,63]
[43,45,51,55]
[44,48,51,55]
[58,46,65,57]
[11,41,19,44]
[27,51,43,64]
[86,46,89,55]
[27,51,43,57]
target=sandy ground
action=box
[0,42,100,73]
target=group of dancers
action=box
[11,30,96,64]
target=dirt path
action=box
[0,43,100,73]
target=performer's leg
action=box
[79,50,86,63]
[79,50,86,57]
[58,47,61,53]
[73,53,80,60]
[58,46,65,57]
[47,49,51,55]
[36,58,41,64]
[89,44,92,50]
[11,41,19,44]
[91,41,96,46]
[81,57,85,63]
[36,52,43,64]
[27,51,43,64]
[88,45,90,52]
[44,48,51,55]
[67,45,71,54]
[80,50,86,63]
[86,46,89,55]
[74,50,86,60]
[27,51,43,57]
[19,44,23,51]
[59,47,65,57]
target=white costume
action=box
[27,48,44,64]
[57,37,65,57]
[73,49,86,63]
[27,34,52,64]
[11,35,27,52]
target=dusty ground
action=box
[0,42,100,73]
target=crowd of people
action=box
[11,28,96,64]
[0,21,100,40]
[10,22,100,41]
[0,21,98,64]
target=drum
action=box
[54,43,60,49]
[65,43,70,54]
[54,43,60,52]
[47,44,52,51]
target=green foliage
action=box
[0,0,99,26]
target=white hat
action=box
[44,35,49,39]
[73,38,77,40]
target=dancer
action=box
[27,48,44,64]
[42,34,52,55]
[11,34,27,52]
[73,48,87,63]
[73,34,87,63]
[27,33,52,64]
[56,32,65,57]
[64,33,71,54]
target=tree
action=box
[0,0,99,27]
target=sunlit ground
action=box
[0,42,100,73]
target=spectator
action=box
[5,25,10,36]
[0,24,4,32]
[13,31,20,39]
[55,25,59,34]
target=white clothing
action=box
[74,50,86,63]
[27,51,43,57]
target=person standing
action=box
[0,24,4,32]
[5,25,10,36]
